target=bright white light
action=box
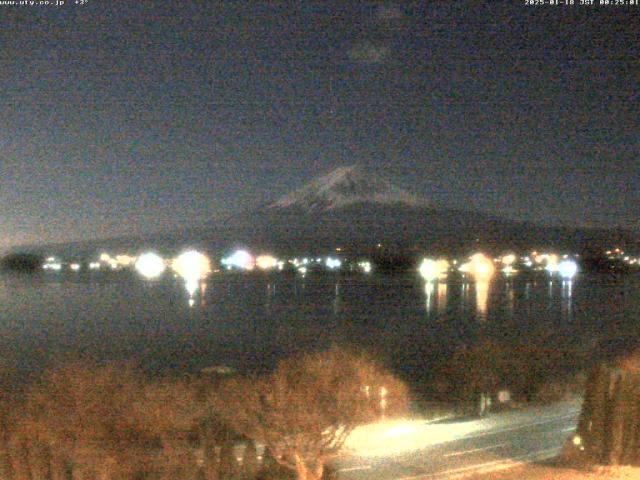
[89,262,101,270]
[256,255,278,270]
[558,260,578,279]
[135,252,166,279]
[221,250,254,270]
[419,258,448,282]
[359,261,372,274]
[172,250,211,281]
[326,257,342,270]
[70,263,81,272]
[43,263,62,271]
[420,259,437,281]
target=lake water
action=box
[1,271,639,385]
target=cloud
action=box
[347,41,392,65]
[375,4,404,22]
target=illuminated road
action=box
[336,400,581,480]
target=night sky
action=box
[1,1,638,250]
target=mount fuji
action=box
[200,165,634,256]
[22,166,637,258]
[271,166,427,212]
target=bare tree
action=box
[214,346,409,480]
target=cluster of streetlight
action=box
[417,252,579,317]
[219,249,369,275]
[418,252,579,283]
[134,250,212,306]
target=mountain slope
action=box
[270,165,427,211]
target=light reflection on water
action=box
[0,272,639,378]
[562,279,573,318]
[437,283,447,315]
[475,279,490,321]
[424,282,435,313]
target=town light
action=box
[172,250,211,281]
[325,257,341,270]
[558,259,578,279]
[461,253,495,280]
[419,259,448,282]
[135,252,166,279]
[544,254,559,273]
[501,254,516,266]
[256,255,278,270]
[221,250,255,270]
[359,260,372,274]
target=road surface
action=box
[336,400,582,480]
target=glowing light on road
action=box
[221,250,255,270]
[135,252,166,279]
[256,255,278,270]
[70,263,81,272]
[172,250,211,281]
[558,260,578,279]
[345,417,484,458]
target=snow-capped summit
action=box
[270,165,428,212]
